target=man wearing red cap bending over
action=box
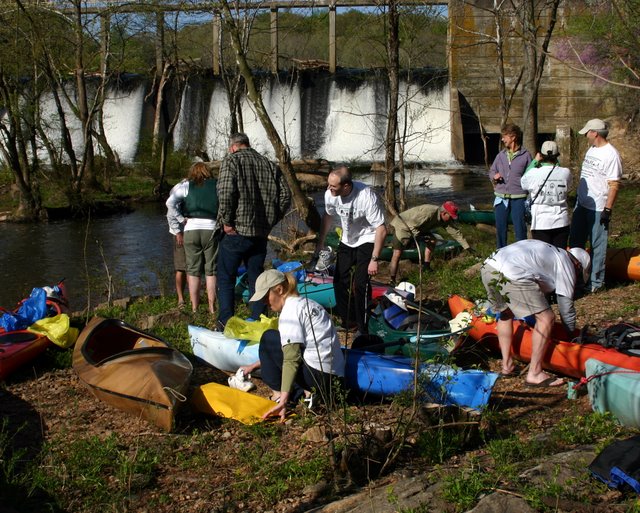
[388,201,473,285]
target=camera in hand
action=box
[494,176,505,184]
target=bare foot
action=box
[524,373,564,387]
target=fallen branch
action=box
[268,232,316,253]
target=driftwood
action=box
[203,159,329,188]
[268,232,317,254]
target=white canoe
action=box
[586,358,640,428]
[189,325,260,374]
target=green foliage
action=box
[562,1,640,89]
[488,435,549,469]
[234,436,330,504]
[416,423,469,464]
[43,347,74,370]
[441,461,496,512]
[0,419,29,501]
[550,411,623,446]
[34,433,160,509]
[608,185,640,248]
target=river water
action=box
[0,165,493,312]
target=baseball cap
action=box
[569,247,591,283]
[249,269,285,302]
[578,119,607,135]
[541,141,559,157]
[442,201,459,220]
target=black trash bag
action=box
[589,435,640,494]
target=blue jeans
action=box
[494,198,527,248]
[569,204,608,291]
[217,233,268,324]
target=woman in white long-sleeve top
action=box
[240,269,345,421]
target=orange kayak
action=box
[605,248,640,282]
[448,294,640,379]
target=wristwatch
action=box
[371,255,379,262]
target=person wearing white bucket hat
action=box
[480,240,590,387]
[521,140,572,248]
[239,269,345,421]
[569,118,622,293]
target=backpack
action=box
[589,435,640,494]
[599,323,640,352]
[577,322,640,355]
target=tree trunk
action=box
[220,0,321,233]
[384,1,400,216]
[151,12,165,159]
[521,0,538,153]
[522,0,560,152]
[0,74,42,220]
[73,3,98,191]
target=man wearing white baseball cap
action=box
[569,118,622,293]
[480,240,590,386]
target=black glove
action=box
[600,208,611,228]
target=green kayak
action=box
[457,210,496,225]
[367,303,453,359]
[325,231,462,263]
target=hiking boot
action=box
[315,247,334,272]
[421,261,432,272]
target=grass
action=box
[33,433,160,510]
[440,411,635,512]
[2,182,640,511]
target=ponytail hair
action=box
[282,273,300,298]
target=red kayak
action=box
[0,281,68,381]
[0,330,51,381]
[448,294,640,379]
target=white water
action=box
[2,74,454,165]
[11,83,145,165]
[101,84,145,162]
[187,76,453,162]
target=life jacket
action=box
[184,179,218,219]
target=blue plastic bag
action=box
[0,287,47,332]
[276,261,306,283]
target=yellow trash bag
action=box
[190,382,276,425]
[223,314,278,343]
[28,314,79,349]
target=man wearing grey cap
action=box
[521,141,572,248]
[569,119,622,293]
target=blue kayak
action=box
[189,325,498,411]
[344,348,498,411]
